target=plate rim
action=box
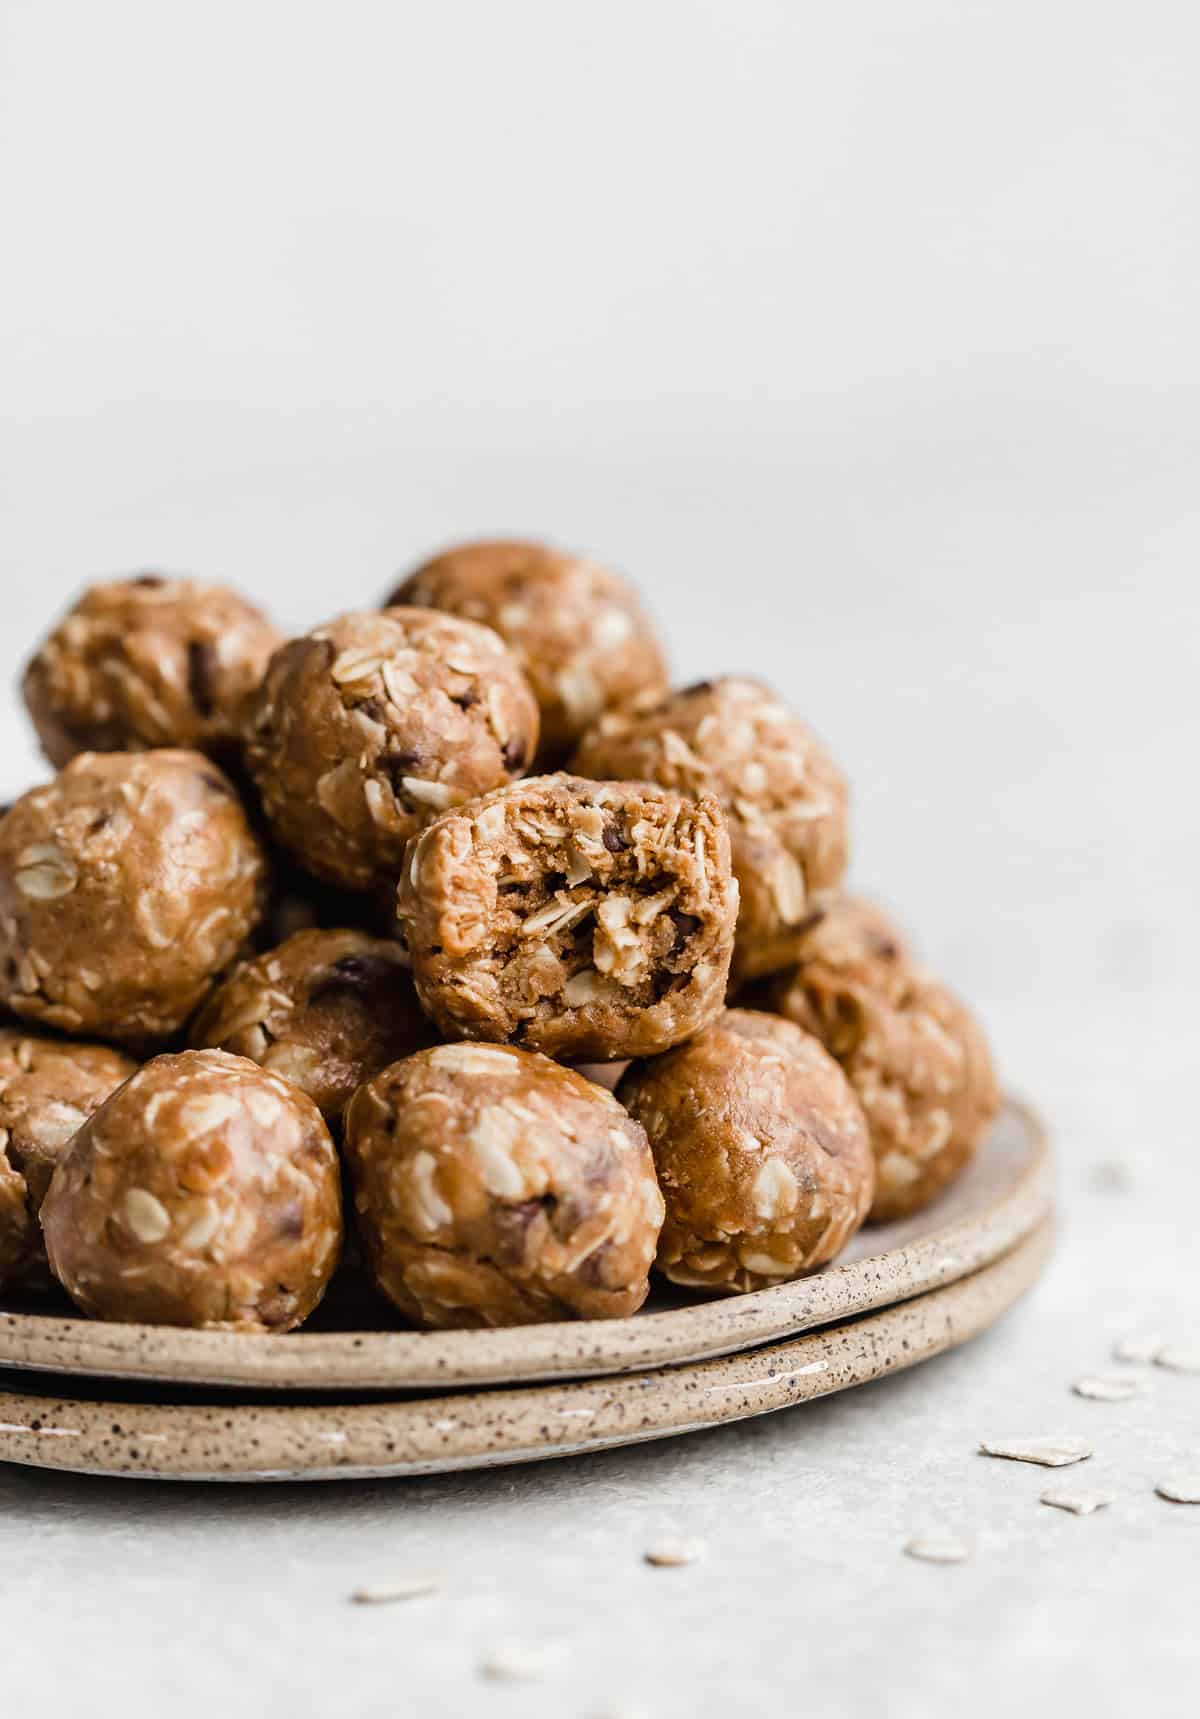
[0,1220,1053,1482]
[0,1093,1051,1392]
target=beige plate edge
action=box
[0,1094,1051,1392]
[0,1220,1053,1482]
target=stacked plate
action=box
[0,1096,1051,1483]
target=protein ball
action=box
[41,1049,342,1331]
[191,929,436,1122]
[764,900,998,1220]
[397,774,738,1061]
[741,895,913,1029]
[244,609,540,892]
[0,750,267,1046]
[0,1029,137,1289]
[572,677,849,983]
[344,1043,665,1327]
[22,575,281,768]
[387,539,669,766]
[618,1009,874,1292]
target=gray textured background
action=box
[2,4,1198,1714]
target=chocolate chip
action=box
[130,574,166,588]
[450,687,479,710]
[580,1241,613,1287]
[680,679,715,698]
[502,739,527,773]
[379,751,422,793]
[491,1194,557,1260]
[667,907,700,951]
[308,954,385,1005]
[602,823,628,853]
[186,639,219,718]
[276,1202,304,1239]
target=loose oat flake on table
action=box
[350,1573,442,1605]
[903,1536,971,1565]
[1153,1344,1200,1374]
[1112,1333,1167,1365]
[1040,1489,1116,1516]
[1071,1374,1142,1402]
[643,1536,706,1568]
[978,1436,1093,1468]
[1154,1475,1200,1505]
[479,1640,561,1682]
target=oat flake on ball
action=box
[397,773,738,1062]
[386,539,669,766]
[571,676,849,982]
[0,750,267,1047]
[344,1043,665,1327]
[41,1049,342,1331]
[22,574,281,768]
[618,1009,874,1292]
[0,1028,137,1290]
[244,608,540,892]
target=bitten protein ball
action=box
[244,609,540,892]
[0,751,267,1046]
[22,575,281,768]
[191,929,436,1121]
[0,1029,137,1289]
[397,774,738,1061]
[763,899,998,1220]
[41,1050,342,1331]
[387,539,669,765]
[571,677,849,982]
[618,1009,874,1292]
[344,1042,665,1327]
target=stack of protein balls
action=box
[0,546,998,1333]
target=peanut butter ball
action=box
[763,899,998,1220]
[0,751,267,1046]
[398,774,738,1061]
[22,575,281,768]
[191,929,436,1121]
[0,1029,137,1289]
[618,1009,874,1292]
[571,677,849,982]
[387,539,669,766]
[41,1049,342,1330]
[344,1042,664,1327]
[244,609,540,892]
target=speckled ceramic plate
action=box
[0,1219,1051,1481]
[0,1096,1050,1392]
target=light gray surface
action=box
[2,4,1198,1714]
